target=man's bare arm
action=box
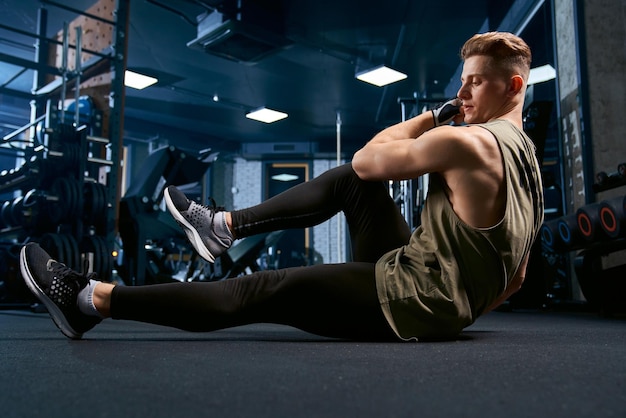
[352,124,486,182]
[364,98,462,146]
[366,111,436,145]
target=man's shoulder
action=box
[471,119,524,137]
[444,124,499,150]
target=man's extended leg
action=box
[21,242,395,340]
[108,262,396,341]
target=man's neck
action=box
[489,106,524,130]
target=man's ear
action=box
[508,75,524,96]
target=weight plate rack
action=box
[1,0,127,305]
[1,119,115,287]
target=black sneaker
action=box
[164,186,233,262]
[20,243,101,339]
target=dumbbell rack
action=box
[0,110,115,286]
[540,162,626,314]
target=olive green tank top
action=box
[375,119,544,341]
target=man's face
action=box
[456,55,510,124]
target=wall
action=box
[555,0,626,208]
[311,159,346,264]
[583,0,626,202]
[225,157,347,265]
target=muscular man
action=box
[20,31,543,341]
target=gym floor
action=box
[2,308,625,418]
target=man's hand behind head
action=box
[432,98,463,127]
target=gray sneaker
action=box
[20,243,101,339]
[164,186,233,262]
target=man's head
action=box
[457,32,532,124]
[460,32,531,82]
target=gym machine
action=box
[117,145,289,285]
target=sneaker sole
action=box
[164,188,216,262]
[20,246,82,340]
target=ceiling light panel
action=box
[124,70,158,89]
[271,173,299,182]
[356,65,407,87]
[246,107,288,123]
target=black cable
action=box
[145,0,198,26]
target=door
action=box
[266,162,309,268]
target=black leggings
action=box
[111,164,411,340]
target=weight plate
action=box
[94,236,109,280]
[68,178,78,221]
[67,234,77,270]
[90,235,103,278]
[64,178,76,221]
[40,233,65,263]
[97,183,107,229]
[65,234,81,271]
[21,190,39,232]
[67,234,78,271]
[39,234,56,259]
[1,200,12,227]
[53,234,66,264]
[58,234,73,271]
[22,189,38,207]
[47,180,63,224]
[70,179,84,219]
[53,177,71,223]
[10,196,25,226]
[83,182,95,223]
[65,178,77,221]
[98,236,112,282]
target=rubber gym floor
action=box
[2,306,625,418]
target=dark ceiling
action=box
[1,0,541,157]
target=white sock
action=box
[77,279,105,319]
[215,211,234,240]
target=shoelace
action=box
[49,259,97,290]
[197,197,225,230]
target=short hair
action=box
[460,32,532,81]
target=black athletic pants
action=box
[111,164,411,340]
